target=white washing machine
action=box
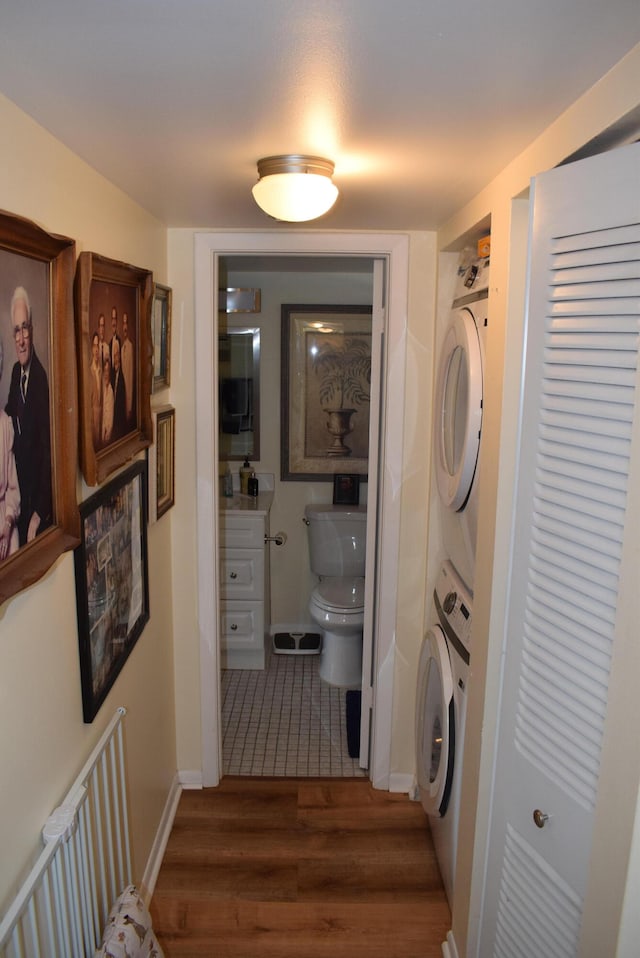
[415,560,472,908]
[434,256,488,590]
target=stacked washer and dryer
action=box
[415,253,488,910]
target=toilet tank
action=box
[304,504,367,577]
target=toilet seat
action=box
[313,577,365,613]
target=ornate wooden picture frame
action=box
[0,209,79,605]
[75,252,153,486]
[148,404,175,523]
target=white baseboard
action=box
[178,769,204,789]
[388,772,415,794]
[140,772,182,903]
[442,930,459,958]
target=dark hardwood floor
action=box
[151,777,451,957]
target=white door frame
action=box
[194,230,409,789]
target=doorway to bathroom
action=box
[218,255,375,778]
[194,231,409,789]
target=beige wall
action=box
[0,92,176,909]
[438,42,640,956]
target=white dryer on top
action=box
[434,301,484,512]
[434,258,488,588]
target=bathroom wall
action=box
[224,263,373,629]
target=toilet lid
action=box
[314,577,365,613]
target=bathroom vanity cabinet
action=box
[219,491,273,669]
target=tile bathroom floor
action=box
[221,649,366,777]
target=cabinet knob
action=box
[533,809,549,829]
[229,571,238,580]
[230,623,238,631]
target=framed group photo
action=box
[75,251,154,486]
[74,460,149,723]
[281,304,372,481]
[0,209,79,605]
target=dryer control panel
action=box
[434,560,473,658]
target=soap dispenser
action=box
[240,459,252,495]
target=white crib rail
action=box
[0,707,131,958]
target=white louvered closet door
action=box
[479,141,640,958]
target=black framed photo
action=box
[74,460,149,723]
[333,473,360,505]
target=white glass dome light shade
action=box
[252,155,339,222]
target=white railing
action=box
[0,707,131,958]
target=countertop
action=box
[219,490,274,516]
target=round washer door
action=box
[435,306,483,511]
[415,624,455,818]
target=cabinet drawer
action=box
[220,548,264,599]
[221,602,264,650]
[220,514,265,549]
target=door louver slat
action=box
[552,260,640,284]
[551,222,640,252]
[551,243,640,268]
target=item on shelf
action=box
[223,465,233,497]
[240,458,253,494]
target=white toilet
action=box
[304,503,367,688]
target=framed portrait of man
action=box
[75,252,153,486]
[0,210,79,604]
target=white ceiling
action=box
[1,1,639,231]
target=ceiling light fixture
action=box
[252,155,339,222]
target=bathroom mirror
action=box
[218,325,260,461]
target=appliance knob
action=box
[443,591,457,614]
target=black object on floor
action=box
[272,631,321,655]
[346,690,362,758]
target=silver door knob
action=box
[533,809,549,829]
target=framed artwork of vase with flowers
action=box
[281,303,371,481]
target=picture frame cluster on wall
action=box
[0,207,174,721]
